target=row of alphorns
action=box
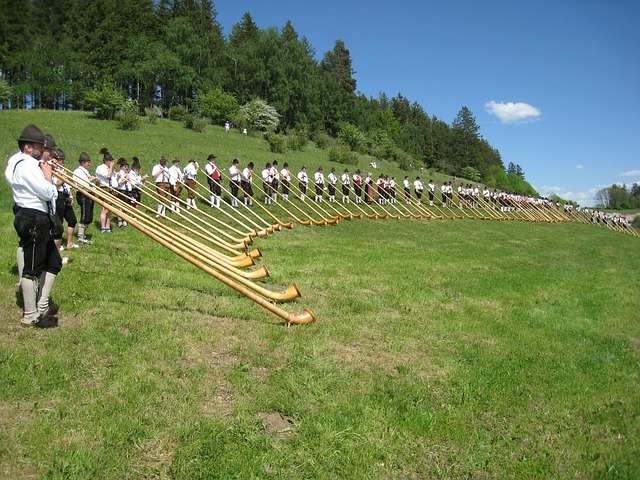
[54,155,637,324]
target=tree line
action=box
[0,0,535,195]
[594,184,640,210]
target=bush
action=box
[328,145,358,165]
[265,133,287,154]
[168,105,188,122]
[145,106,161,124]
[185,115,209,133]
[286,132,308,151]
[84,86,126,120]
[115,100,141,130]
[313,132,333,150]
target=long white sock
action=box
[37,272,57,315]
[16,246,24,279]
[21,276,39,322]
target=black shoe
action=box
[45,303,59,316]
[34,314,58,328]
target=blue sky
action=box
[215,0,639,207]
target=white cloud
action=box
[619,169,640,177]
[576,164,584,170]
[485,101,542,124]
[537,185,600,206]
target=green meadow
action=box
[1,111,639,479]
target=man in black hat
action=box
[95,148,115,233]
[52,148,79,256]
[72,152,97,244]
[229,158,241,208]
[4,124,61,327]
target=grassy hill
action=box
[1,110,639,478]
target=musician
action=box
[168,157,184,213]
[389,176,397,203]
[241,162,254,206]
[428,180,436,206]
[327,167,338,202]
[229,159,241,207]
[403,176,412,204]
[204,154,221,208]
[72,152,97,244]
[129,159,147,209]
[341,168,351,203]
[314,166,325,203]
[115,159,133,226]
[352,169,363,203]
[261,162,274,205]
[364,172,375,204]
[376,174,386,205]
[280,162,292,200]
[52,149,79,252]
[297,166,308,202]
[270,160,280,203]
[152,156,171,217]
[183,158,199,210]
[5,124,61,327]
[441,181,447,206]
[95,148,116,232]
[414,176,424,205]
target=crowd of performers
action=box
[49,150,637,256]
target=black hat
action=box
[188,157,196,163]
[172,157,180,163]
[44,134,57,149]
[207,154,217,161]
[160,156,167,163]
[248,162,254,168]
[99,147,113,161]
[233,158,239,165]
[132,162,141,169]
[18,124,45,144]
[79,152,91,164]
[54,149,66,160]
[117,157,128,166]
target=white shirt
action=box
[414,180,424,191]
[297,170,308,184]
[280,168,291,181]
[205,161,219,180]
[152,163,170,183]
[242,167,253,182]
[262,168,273,183]
[341,173,350,185]
[403,179,411,189]
[95,163,114,187]
[129,170,145,189]
[328,172,338,185]
[229,164,241,181]
[116,168,131,191]
[183,162,198,180]
[314,171,325,184]
[5,151,58,213]
[72,165,92,188]
[168,164,184,185]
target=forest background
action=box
[1,0,638,208]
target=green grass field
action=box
[1,111,639,479]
